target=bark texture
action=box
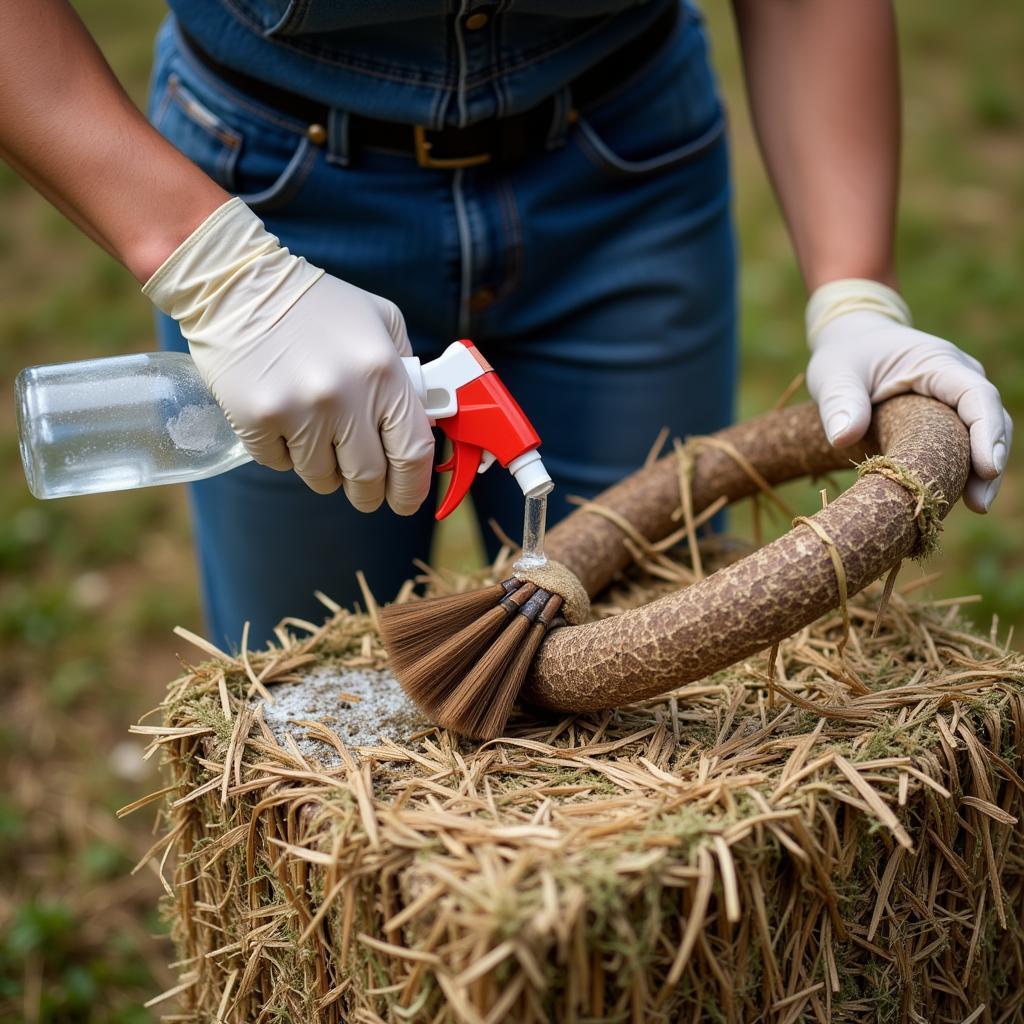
[526,397,970,711]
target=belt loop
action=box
[545,86,573,151]
[326,108,351,167]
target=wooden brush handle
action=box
[543,400,870,594]
[528,395,970,711]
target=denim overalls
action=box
[150,0,737,648]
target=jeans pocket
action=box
[150,34,318,213]
[152,73,243,191]
[233,135,318,213]
[574,112,725,178]
[571,11,726,179]
[230,0,310,37]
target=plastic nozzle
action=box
[508,451,553,499]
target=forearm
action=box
[732,0,900,291]
[0,0,228,282]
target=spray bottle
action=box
[15,340,552,546]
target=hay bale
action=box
[136,559,1024,1024]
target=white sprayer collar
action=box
[508,450,553,499]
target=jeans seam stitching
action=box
[238,138,317,210]
[271,0,310,36]
[151,89,174,132]
[167,75,244,149]
[494,181,524,306]
[572,110,725,178]
[219,0,452,86]
[452,169,473,337]
[172,25,310,134]
[182,4,638,93]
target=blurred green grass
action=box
[1,1,1021,1019]
[702,0,1024,630]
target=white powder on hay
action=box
[259,666,427,763]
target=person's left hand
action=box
[807,310,1012,513]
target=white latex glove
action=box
[143,198,434,513]
[805,279,1012,514]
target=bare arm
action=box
[0,0,228,282]
[732,0,1011,513]
[1,1,437,510]
[731,0,900,290]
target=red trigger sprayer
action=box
[16,340,551,520]
[402,340,553,520]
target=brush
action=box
[380,580,565,740]
[383,580,538,714]
[432,590,563,738]
[384,578,523,673]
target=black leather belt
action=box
[178,4,678,168]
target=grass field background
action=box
[1,2,1021,1018]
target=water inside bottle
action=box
[17,353,249,499]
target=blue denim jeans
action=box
[150,11,737,649]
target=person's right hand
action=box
[143,198,434,514]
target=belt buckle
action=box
[413,125,492,169]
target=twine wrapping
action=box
[791,515,851,660]
[857,455,947,560]
[680,435,798,520]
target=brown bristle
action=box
[477,619,549,740]
[433,614,533,737]
[379,581,515,673]
[436,592,563,741]
[390,586,536,714]
[392,603,509,711]
[479,593,563,738]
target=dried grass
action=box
[133,536,1024,1024]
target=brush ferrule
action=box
[499,578,522,595]
[537,594,563,628]
[500,582,538,614]
[518,588,551,623]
